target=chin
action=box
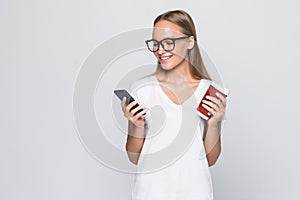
[160,60,185,71]
[160,63,175,71]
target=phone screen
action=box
[114,89,145,116]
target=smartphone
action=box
[114,89,145,116]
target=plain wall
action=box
[1,0,300,199]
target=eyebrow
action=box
[151,36,186,40]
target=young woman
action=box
[121,10,227,200]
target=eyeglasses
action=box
[145,36,190,52]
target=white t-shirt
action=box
[129,75,214,200]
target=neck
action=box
[156,60,194,83]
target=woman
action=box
[121,10,227,200]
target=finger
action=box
[121,97,127,111]
[207,97,225,111]
[130,105,145,115]
[203,101,226,121]
[133,108,149,120]
[202,99,219,111]
[126,101,138,112]
[215,93,227,107]
[202,103,217,116]
[205,95,222,106]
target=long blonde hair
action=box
[153,10,212,80]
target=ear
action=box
[187,36,195,50]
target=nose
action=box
[157,42,165,54]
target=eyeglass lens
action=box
[147,39,175,52]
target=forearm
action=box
[125,122,145,165]
[204,122,222,166]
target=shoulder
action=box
[200,78,212,85]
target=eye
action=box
[163,39,173,45]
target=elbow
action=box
[126,146,139,165]
[207,159,217,167]
[127,152,138,165]
[128,157,138,165]
[127,154,139,165]
[207,147,222,167]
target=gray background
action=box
[1,0,300,199]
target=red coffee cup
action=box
[197,83,229,120]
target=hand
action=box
[121,97,148,128]
[201,93,227,126]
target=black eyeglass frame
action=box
[145,36,191,52]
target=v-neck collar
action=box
[152,75,203,108]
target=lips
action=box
[159,54,173,62]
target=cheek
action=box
[171,54,186,64]
[172,49,188,60]
[172,44,188,58]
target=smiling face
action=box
[152,20,194,71]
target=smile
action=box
[159,55,173,61]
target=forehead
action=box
[152,20,184,40]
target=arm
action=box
[203,122,222,167]
[201,92,227,167]
[121,97,148,165]
[125,121,146,165]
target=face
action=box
[151,20,194,70]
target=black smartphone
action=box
[114,89,145,116]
